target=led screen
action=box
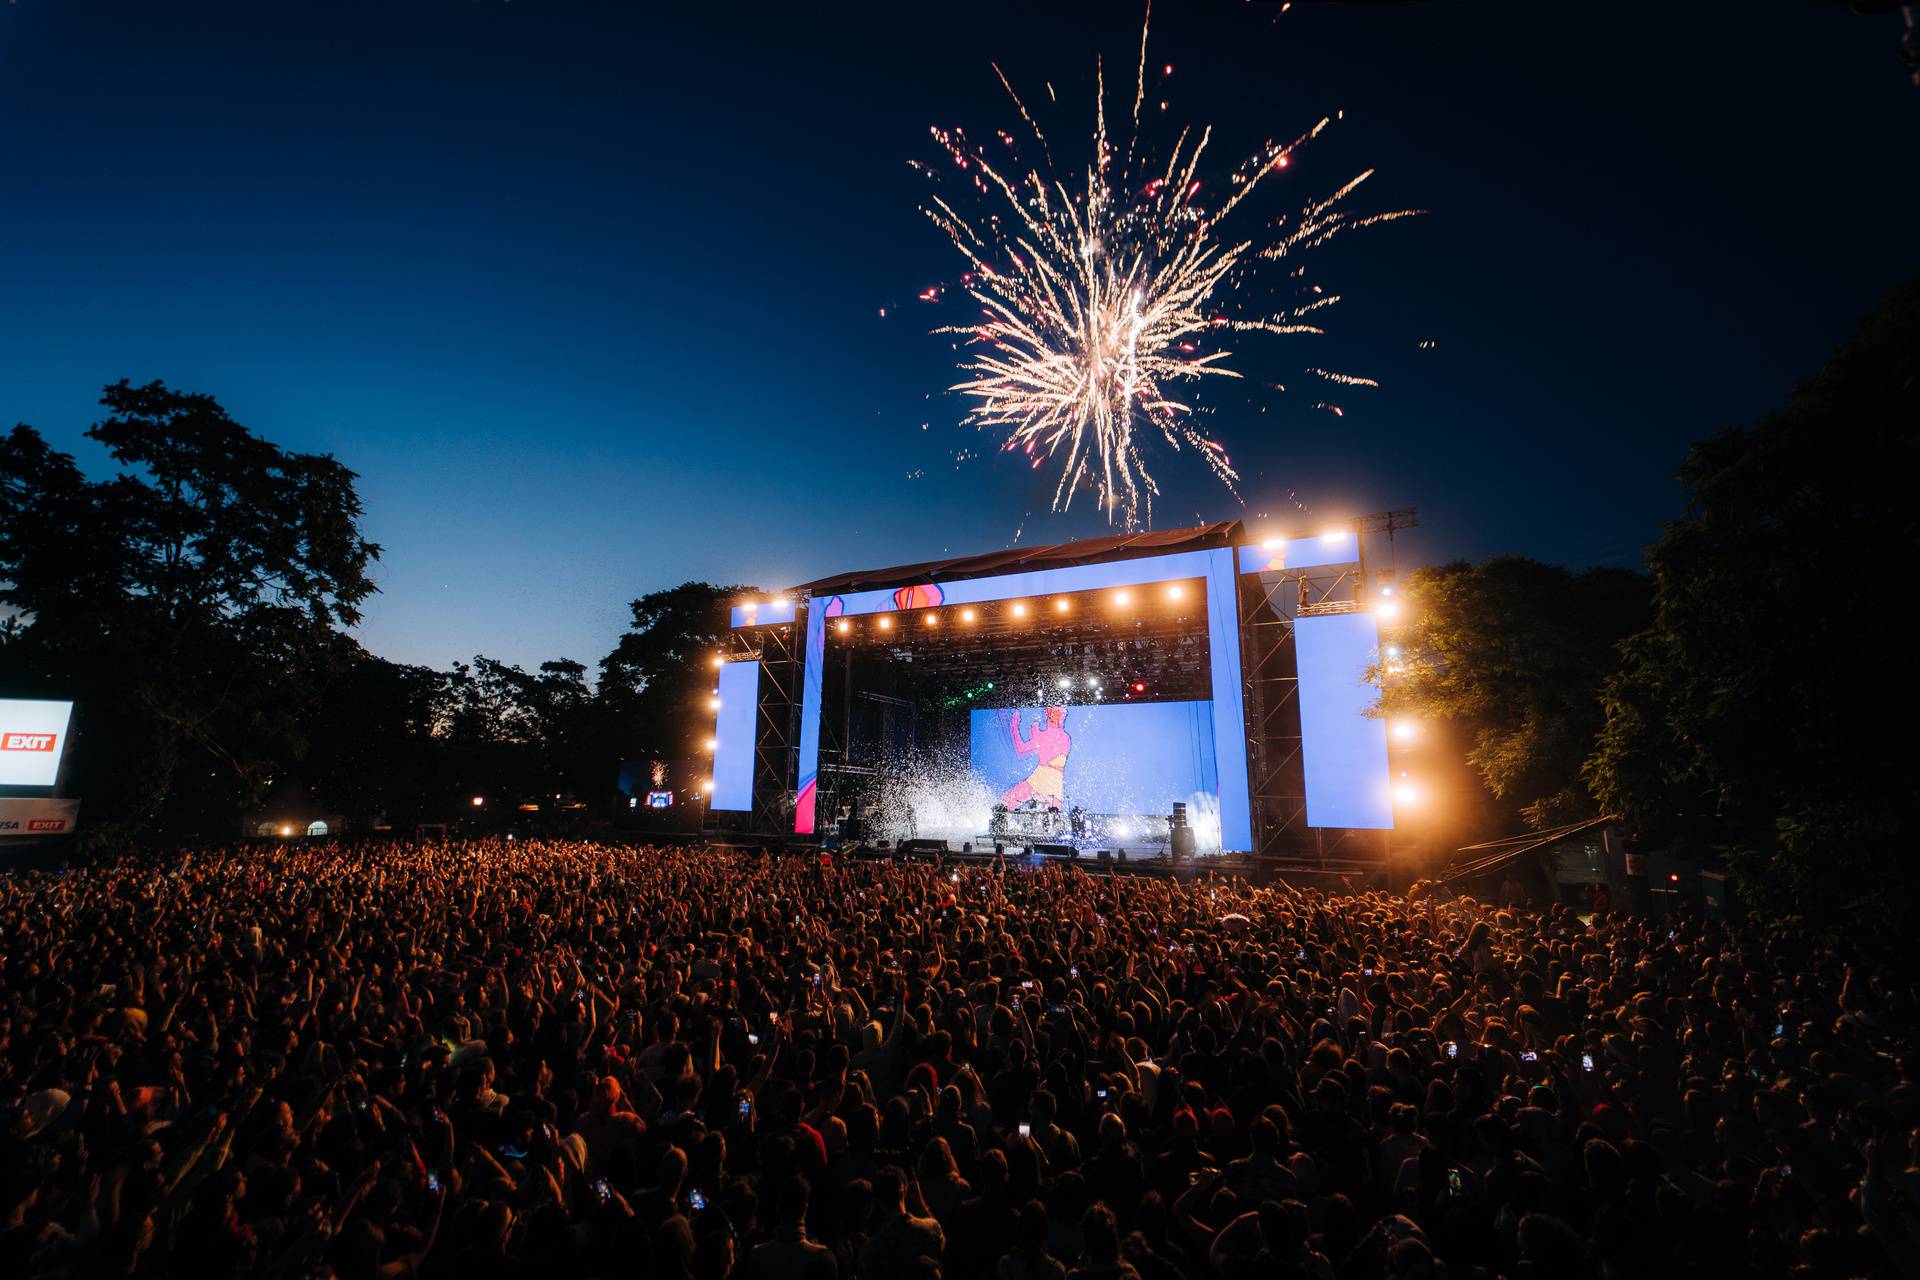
[710,661,759,811]
[0,699,73,788]
[969,701,1219,832]
[1294,613,1392,829]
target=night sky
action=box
[4,1,1914,671]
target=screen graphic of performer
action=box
[1001,706,1072,810]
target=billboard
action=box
[0,699,73,789]
[0,797,80,837]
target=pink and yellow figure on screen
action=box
[892,583,945,611]
[1002,706,1072,809]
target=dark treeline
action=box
[3,274,1917,940]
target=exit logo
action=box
[1,733,57,752]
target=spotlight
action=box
[1262,537,1284,551]
[1056,676,1073,690]
[280,824,292,836]
[1321,530,1346,544]
[1130,681,1147,694]
[708,697,721,710]
[1167,585,1184,601]
[836,619,850,634]
[1011,602,1027,618]
[471,795,485,807]
[1393,783,1420,806]
[961,608,976,623]
[1055,599,1071,613]
[701,779,714,793]
[1391,720,1418,743]
[1084,677,1098,689]
[1385,645,1401,658]
[923,612,939,626]
[1380,586,1394,597]
[1113,590,1131,606]
[1376,600,1402,621]
[705,738,717,751]
[878,616,893,630]
[711,655,724,668]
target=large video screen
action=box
[969,700,1219,828]
[1294,613,1393,829]
[0,699,73,789]
[709,660,759,812]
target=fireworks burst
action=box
[917,6,1418,530]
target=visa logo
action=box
[1,733,57,752]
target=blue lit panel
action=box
[731,598,797,628]
[1237,532,1359,574]
[1295,613,1392,829]
[710,660,759,811]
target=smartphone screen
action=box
[1018,1122,1032,1138]
[1581,1052,1595,1072]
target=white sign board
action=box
[0,797,80,837]
[0,699,73,788]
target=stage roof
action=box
[792,520,1247,598]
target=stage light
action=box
[923,612,939,626]
[1376,600,1402,621]
[705,738,717,751]
[836,619,850,634]
[1391,720,1418,743]
[1393,783,1420,806]
[708,697,721,710]
[1380,586,1394,597]
[1055,599,1071,613]
[1385,645,1401,658]
[471,795,485,807]
[1011,602,1027,618]
[878,616,893,630]
[1056,676,1073,690]
[1262,537,1283,551]
[280,824,292,836]
[711,655,724,668]
[1131,681,1147,694]
[700,779,713,793]
[1113,590,1131,606]
[1321,530,1346,544]
[1167,585,1184,601]
[961,608,976,623]
[1084,677,1098,689]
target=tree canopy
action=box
[1383,556,1650,832]
[1,381,379,835]
[1585,273,1920,935]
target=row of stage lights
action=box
[837,583,1190,636]
[1371,583,1426,812]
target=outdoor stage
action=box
[701,516,1415,868]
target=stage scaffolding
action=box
[1240,508,1417,869]
[712,511,1417,866]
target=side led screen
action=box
[969,702,1219,830]
[1294,613,1392,829]
[710,661,759,811]
[0,699,73,788]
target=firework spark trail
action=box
[920,7,1419,530]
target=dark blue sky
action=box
[4,1,1914,671]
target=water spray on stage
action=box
[917,3,1418,530]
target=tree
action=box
[1384,557,1651,831]
[599,581,759,763]
[0,380,379,836]
[1586,274,1920,936]
[304,651,450,827]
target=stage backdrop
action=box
[969,701,1218,819]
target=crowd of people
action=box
[1,838,1915,1279]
